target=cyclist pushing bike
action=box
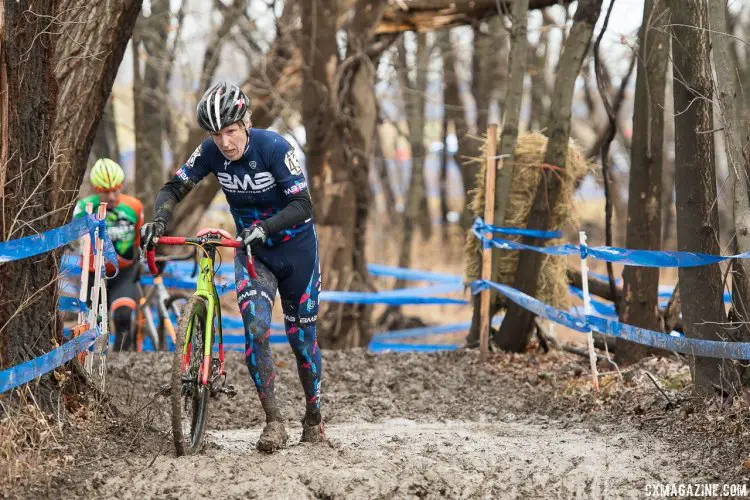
[74,158,144,352]
[140,82,324,453]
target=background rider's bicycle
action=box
[146,228,257,456]
[128,252,195,352]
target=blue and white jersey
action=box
[175,129,311,246]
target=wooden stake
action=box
[480,124,498,359]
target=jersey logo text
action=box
[216,171,276,192]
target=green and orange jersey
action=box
[73,193,144,271]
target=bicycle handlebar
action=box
[145,235,257,279]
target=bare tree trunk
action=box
[495,0,603,352]
[708,0,750,345]
[301,0,388,348]
[528,13,550,131]
[90,97,120,168]
[134,0,170,220]
[670,0,735,396]
[391,33,429,300]
[51,1,142,226]
[0,0,140,407]
[458,21,495,230]
[132,31,146,208]
[485,0,528,346]
[618,0,670,364]
[439,30,463,248]
[662,62,677,247]
[594,0,636,307]
[0,2,61,403]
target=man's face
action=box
[210,122,246,161]
[105,189,120,206]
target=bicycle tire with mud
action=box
[171,295,210,456]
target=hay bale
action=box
[465,131,589,310]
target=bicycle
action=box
[131,252,195,352]
[145,228,257,456]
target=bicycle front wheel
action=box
[171,295,210,456]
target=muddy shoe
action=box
[256,421,288,453]
[300,421,327,443]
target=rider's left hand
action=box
[238,222,269,253]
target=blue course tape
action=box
[586,315,750,359]
[58,296,88,314]
[472,280,590,333]
[476,277,750,360]
[164,260,465,285]
[475,226,750,268]
[367,264,463,284]
[568,286,617,317]
[1,215,117,269]
[372,322,471,341]
[222,334,288,344]
[473,218,562,239]
[0,327,101,394]
[368,342,460,353]
[319,290,467,305]
[476,229,578,256]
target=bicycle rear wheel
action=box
[171,295,210,456]
[158,292,191,351]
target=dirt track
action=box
[71,348,744,499]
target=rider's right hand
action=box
[140,221,166,250]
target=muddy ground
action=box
[6,347,750,499]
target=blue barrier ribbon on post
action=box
[471,280,590,332]
[0,326,101,394]
[473,218,562,239]
[475,230,739,268]
[0,215,99,264]
[586,315,750,359]
[478,231,579,256]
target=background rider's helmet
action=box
[90,158,125,192]
[196,82,250,133]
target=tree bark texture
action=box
[301,0,386,348]
[0,1,61,391]
[618,0,670,364]
[708,0,750,345]
[670,0,735,396]
[0,0,139,409]
[495,0,603,352]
